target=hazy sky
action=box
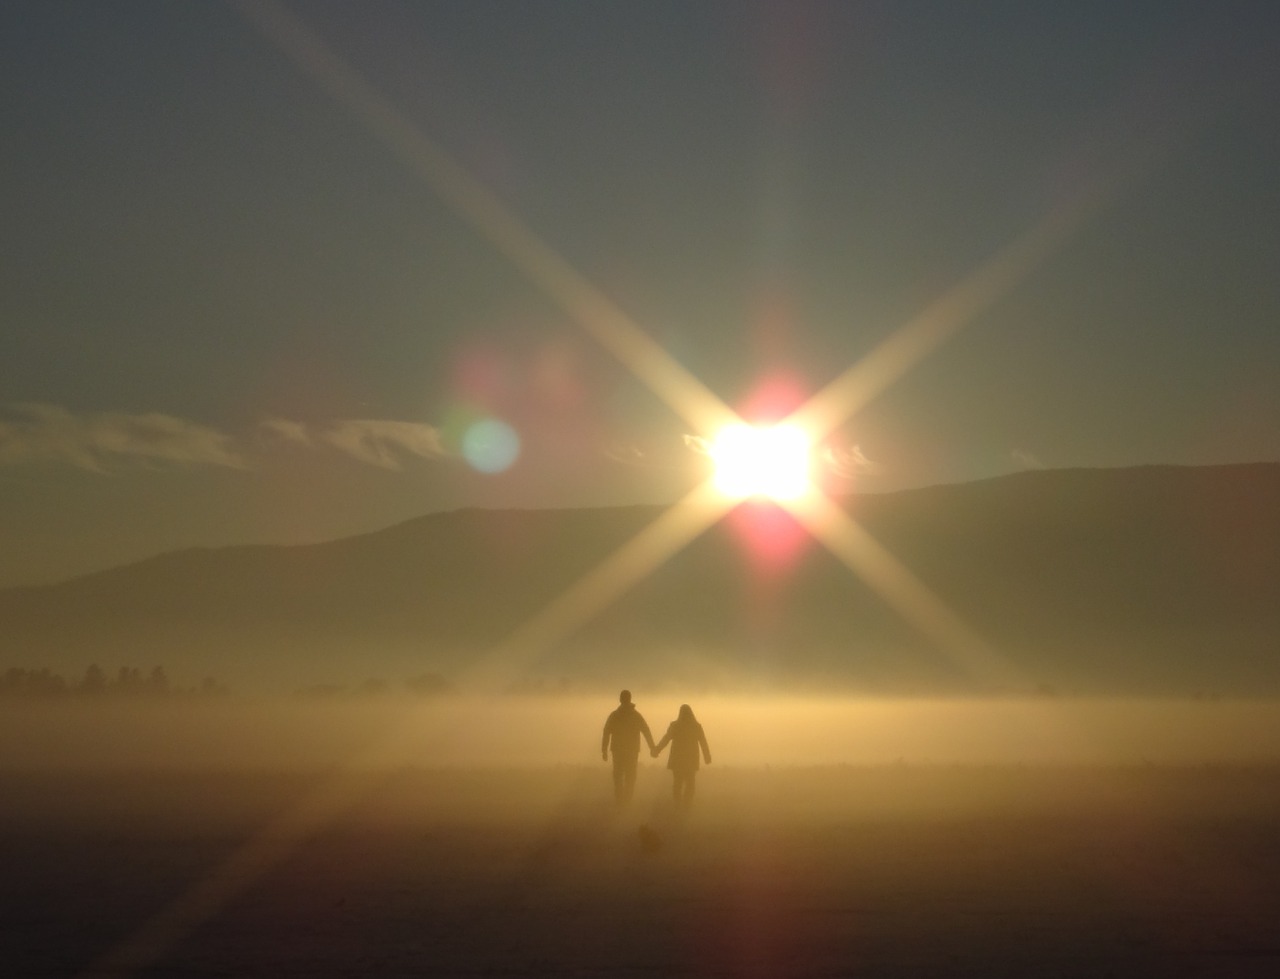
[2,0,1278,586]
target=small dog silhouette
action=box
[638,824,662,854]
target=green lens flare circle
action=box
[462,419,520,473]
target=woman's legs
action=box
[672,771,696,808]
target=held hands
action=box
[650,747,659,758]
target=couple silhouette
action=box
[601,690,711,808]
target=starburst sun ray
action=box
[782,492,1025,690]
[234,0,737,440]
[464,480,734,691]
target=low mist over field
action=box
[4,693,1279,771]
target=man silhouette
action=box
[601,689,655,804]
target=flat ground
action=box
[3,766,1280,977]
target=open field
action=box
[3,764,1280,977]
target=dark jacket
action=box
[602,703,654,757]
[655,720,711,774]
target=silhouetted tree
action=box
[199,676,230,697]
[405,672,451,696]
[294,683,348,700]
[148,666,169,695]
[115,666,144,693]
[3,664,228,700]
[33,668,67,697]
[2,668,68,698]
[81,664,107,696]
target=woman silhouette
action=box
[652,704,711,808]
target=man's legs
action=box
[612,752,638,804]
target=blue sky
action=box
[2,0,1278,586]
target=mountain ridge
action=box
[2,463,1277,694]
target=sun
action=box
[708,423,813,501]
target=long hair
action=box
[676,704,697,726]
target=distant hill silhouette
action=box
[1,464,1277,694]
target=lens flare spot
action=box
[463,419,520,473]
[739,371,808,424]
[709,423,812,501]
[729,500,810,572]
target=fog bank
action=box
[3,696,1279,770]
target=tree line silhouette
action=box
[293,672,453,700]
[1,665,229,700]
[2,667,459,701]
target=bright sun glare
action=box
[709,423,813,501]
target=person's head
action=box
[619,689,632,706]
[678,704,695,723]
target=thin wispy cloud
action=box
[1011,448,1046,471]
[682,434,710,457]
[602,442,648,467]
[823,443,881,479]
[258,417,312,446]
[321,420,445,469]
[606,438,701,472]
[0,405,451,474]
[0,404,245,471]
[260,416,447,468]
